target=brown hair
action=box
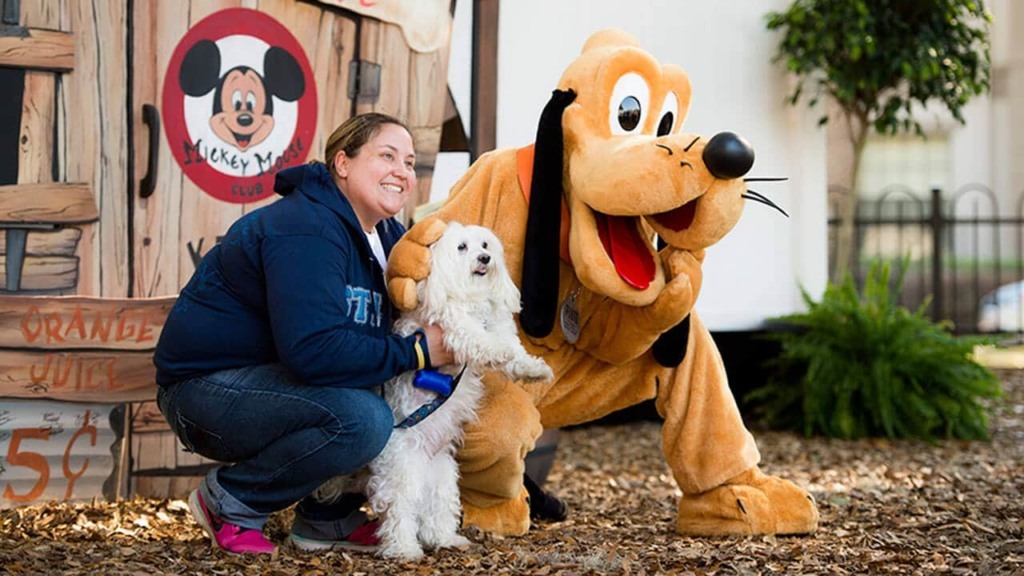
[322,112,410,177]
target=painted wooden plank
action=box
[131,401,170,434]
[0,27,75,72]
[0,295,174,350]
[407,43,451,210]
[0,255,77,291]
[320,13,358,153]
[0,228,81,257]
[0,349,157,403]
[131,430,171,472]
[355,20,411,120]
[59,0,130,297]
[0,183,98,224]
[134,476,202,499]
[18,71,56,184]
[19,0,68,29]
[131,0,182,298]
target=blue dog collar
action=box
[396,365,467,429]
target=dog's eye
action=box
[232,90,243,111]
[608,73,650,135]
[245,91,256,111]
[482,241,488,250]
[656,91,679,137]
[458,242,467,252]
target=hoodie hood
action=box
[274,162,365,234]
[273,161,405,253]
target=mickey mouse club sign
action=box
[162,8,317,203]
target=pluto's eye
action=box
[608,73,650,136]
[458,242,467,252]
[656,91,679,137]
[482,241,489,250]
[618,97,641,131]
[656,112,673,136]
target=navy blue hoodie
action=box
[154,162,420,389]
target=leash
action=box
[394,365,468,429]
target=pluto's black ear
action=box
[652,315,691,367]
[520,88,576,338]
[652,237,691,366]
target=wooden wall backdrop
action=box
[127,0,453,498]
[130,0,361,299]
[355,18,452,220]
[1,0,453,501]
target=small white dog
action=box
[319,221,553,560]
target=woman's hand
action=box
[420,323,454,367]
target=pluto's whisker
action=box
[742,189,789,217]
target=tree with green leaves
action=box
[765,0,991,279]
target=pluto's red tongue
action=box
[596,214,655,289]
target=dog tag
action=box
[560,288,581,343]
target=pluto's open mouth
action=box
[592,197,698,290]
[473,263,489,276]
[650,197,698,232]
[594,213,654,290]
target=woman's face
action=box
[333,123,417,231]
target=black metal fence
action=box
[828,185,1024,336]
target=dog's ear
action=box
[491,245,522,314]
[520,88,576,338]
[419,223,459,315]
[419,244,450,316]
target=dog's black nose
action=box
[238,114,254,127]
[702,131,754,180]
[478,254,491,265]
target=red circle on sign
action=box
[162,8,317,204]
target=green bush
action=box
[747,261,1004,441]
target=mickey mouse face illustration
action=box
[179,39,305,152]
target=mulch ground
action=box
[2,369,1022,576]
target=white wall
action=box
[434,0,829,330]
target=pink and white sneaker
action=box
[188,489,276,555]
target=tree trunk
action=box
[830,109,869,283]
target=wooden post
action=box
[470,0,498,161]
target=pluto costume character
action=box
[387,29,819,537]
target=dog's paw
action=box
[504,355,554,383]
[431,533,472,550]
[378,540,425,561]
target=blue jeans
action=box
[156,363,393,530]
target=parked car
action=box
[978,280,1024,332]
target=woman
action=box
[154,113,452,555]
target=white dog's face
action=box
[419,222,521,315]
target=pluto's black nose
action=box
[703,132,754,180]
[478,254,491,265]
